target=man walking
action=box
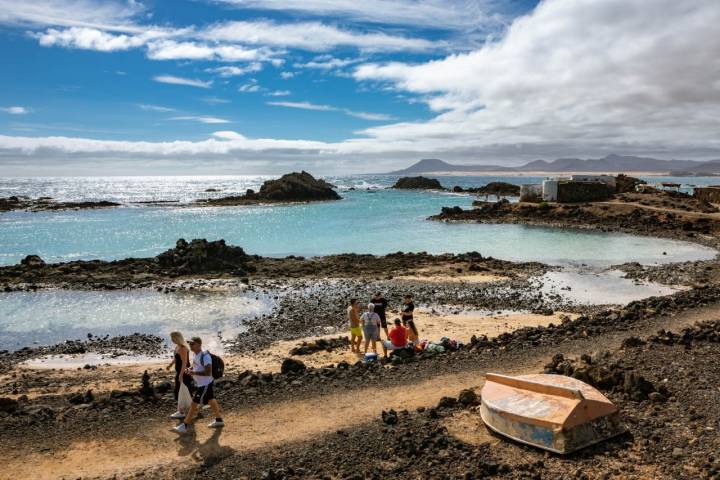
[172,336,224,433]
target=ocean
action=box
[0,174,717,351]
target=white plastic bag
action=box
[178,382,192,413]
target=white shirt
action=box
[192,351,213,387]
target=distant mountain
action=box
[388,154,720,175]
[388,158,514,175]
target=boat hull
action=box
[480,402,625,454]
[479,373,626,454]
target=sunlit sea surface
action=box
[0,175,716,352]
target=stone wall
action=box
[556,181,612,203]
[694,187,720,204]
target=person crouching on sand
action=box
[347,298,362,353]
[361,303,381,355]
[383,318,409,357]
[172,336,224,434]
[166,331,194,419]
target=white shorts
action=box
[383,340,405,350]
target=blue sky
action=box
[0,0,718,175]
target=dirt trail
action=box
[600,199,720,219]
[7,304,720,480]
[5,363,543,480]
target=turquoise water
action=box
[0,175,717,266]
[0,288,272,352]
[1,175,718,352]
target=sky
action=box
[0,0,719,175]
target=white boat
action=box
[480,373,626,454]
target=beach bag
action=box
[201,351,225,379]
[178,383,192,412]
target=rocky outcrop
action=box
[614,174,646,194]
[393,176,444,190]
[0,196,121,212]
[433,196,720,243]
[258,171,340,201]
[472,182,520,197]
[155,238,250,275]
[196,171,340,206]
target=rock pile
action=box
[392,176,443,190]
[197,172,340,205]
[0,196,121,212]
[289,336,349,356]
[155,238,251,275]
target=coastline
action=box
[4,181,720,479]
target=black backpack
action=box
[201,351,225,379]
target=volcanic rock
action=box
[280,358,307,374]
[393,176,444,190]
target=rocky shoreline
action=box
[3,285,720,479]
[431,194,720,248]
[0,238,547,291]
[0,196,121,212]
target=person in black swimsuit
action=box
[371,292,389,338]
[166,331,194,418]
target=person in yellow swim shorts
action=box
[347,298,363,353]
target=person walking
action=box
[347,298,362,353]
[361,303,382,355]
[172,337,224,434]
[166,331,193,419]
[371,292,389,339]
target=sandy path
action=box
[7,305,718,480]
[6,363,543,480]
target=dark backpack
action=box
[201,351,225,379]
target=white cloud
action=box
[344,110,393,121]
[0,0,144,31]
[146,40,279,62]
[146,40,215,60]
[351,0,720,156]
[267,101,335,111]
[171,116,231,124]
[295,55,360,70]
[206,63,263,77]
[267,101,393,120]
[35,26,150,51]
[202,96,231,104]
[238,79,262,93]
[153,75,212,88]
[213,0,503,30]
[138,104,176,112]
[0,106,29,115]
[267,90,291,97]
[280,71,296,79]
[201,20,438,52]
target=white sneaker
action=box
[170,411,186,419]
[172,423,191,434]
[207,419,225,428]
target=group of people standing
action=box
[167,332,225,434]
[347,292,420,357]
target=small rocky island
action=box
[453,181,521,197]
[392,176,444,190]
[0,196,121,212]
[195,171,340,206]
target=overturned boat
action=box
[480,373,625,454]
